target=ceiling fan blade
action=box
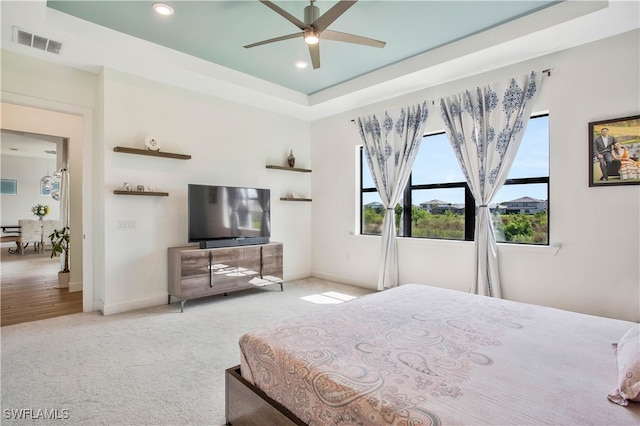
[312,0,358,33]
[308,43,320,69]
[321,29,386,48]
[259,0,309,31]
[244,32,302,49]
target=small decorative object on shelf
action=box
[287,149,296,167]
[145,135,161,151]
[280,192,311,202]
[115,183,164,195]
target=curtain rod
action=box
[351,68,552,120]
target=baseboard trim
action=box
[95,298,105,314]
[99,273,320,315]
[101,293,167,316]
[284,272,311,281]
[68,281,82,292]
[310,271,374,290]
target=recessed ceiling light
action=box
[295,61,308,69]
[153,3,174,16]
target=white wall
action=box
[1,29,637,321]
[311,29,640,322]
[100,69,312,314]
[1,155,62,226]
[1,51,312,315]
[1,51,97,309]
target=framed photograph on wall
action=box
[589,114,640,187]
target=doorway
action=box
[1,100,92,314]
[0,130,81,326]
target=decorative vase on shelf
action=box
[287,149,296,168]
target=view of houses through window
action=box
[360,115,549,244]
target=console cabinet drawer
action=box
[261,244,283,280]
[180,251,211,279]
[180,276,240,299]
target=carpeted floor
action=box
[1,278,373,425]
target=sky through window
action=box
[362,115,549,206]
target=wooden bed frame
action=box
[225,366,304,426]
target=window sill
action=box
[497,242,561,256]
[353,234,561,256]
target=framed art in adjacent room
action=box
[589,114,640,187]
[1,179,17,195]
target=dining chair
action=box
[17,219,42,254]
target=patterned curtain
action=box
[440,71,542,297]
[357,102,429,290]
[58,140,70,271]
[258,189,271,237]
[227,187,242,237]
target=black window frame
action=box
[359,114,549,244]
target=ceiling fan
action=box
[244,0,386,69]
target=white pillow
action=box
[608,324,640,406]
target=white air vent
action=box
[13,27,62,54]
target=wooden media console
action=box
[167,242,283,312]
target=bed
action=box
[225,284,640,425]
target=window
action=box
[1,179,17,195]
[360,115,549,245]
[41,180,59,196]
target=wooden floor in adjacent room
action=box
[0,247,82,327]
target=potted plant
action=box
[49,226,70,288]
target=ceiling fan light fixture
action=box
[153,3,174,16]
[294,61,308,69]
[304,29,319,45]
[247,0,385,69]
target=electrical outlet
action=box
[118,220,136,230]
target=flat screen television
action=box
[188,184,271,248]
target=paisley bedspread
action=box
[239,284,640,425]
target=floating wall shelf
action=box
[267,164,311,201]
[114,146,191,160]
[280,197,312,202]
[114,190,169,197]
[266,165,311,173]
